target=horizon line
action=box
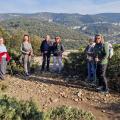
[0,11,120,15]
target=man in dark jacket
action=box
[40,35,52,71]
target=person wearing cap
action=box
[84,38,96,82]
[52,37,64,73]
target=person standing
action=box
[52,37,64,73]
[40,35,52,72]
[20,34,33,76]
[94,34,109,93]
[85,39,95,82]
[0,37,10,80]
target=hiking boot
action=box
[100,89,109,94]
[96,86,103,91]
[46,68,50,72]
[40,68,44,73]
[25,72,30,76]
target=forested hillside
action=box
[0,12,120,44]
[0,17,89,51]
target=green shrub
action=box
[63,47,87,79]
[0,95,43,120]
[7,50,24,75]
[107,44,120,91]
[0,96,96,120]
[44,106,95,120]
[107,44,120,78]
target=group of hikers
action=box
[85,34,113,93]
[20,34,64,76]
[0,33,113,94]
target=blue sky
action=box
[0,0,120,14]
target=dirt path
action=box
[0,73,120,120]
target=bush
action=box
[0,96,95,120]
[107,44,120,78]
[107,44,120,91]
[0,95,43,120]
[44,106,95,120]
[63,47,87,79]
[7,49,24,75]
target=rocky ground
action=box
[0,71,120,120]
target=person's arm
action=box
[61,44,65,53]
[30,43,34,55]
[102,43,109,61]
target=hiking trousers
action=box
[53,56,63,72]
[41,53,51,70]
[96,63,108,91]
[0,58,7,79]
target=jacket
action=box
[40,40,52,53]
[52,42,64,56]
[94,42,109,64]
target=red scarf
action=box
[0,52,11,62]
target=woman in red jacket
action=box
[0,37,10,80]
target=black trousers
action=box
[96,63,108,91]
[41,53,50,70]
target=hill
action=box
[0,13,120,26]
[0,12,120,44]
[0,18,87,40]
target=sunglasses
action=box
[96,37,101,39]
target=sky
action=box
[0,0,120,14]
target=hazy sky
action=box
[0,0,120,14]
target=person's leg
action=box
[100,64,108,91]
[53,56,57,71]
[1,58,7,75]
[0,58,6,80]
[91,61,96,81]
[58,56,63,73]
[24,55,29,75]
[28,56,32,74]
[46,53,50,71]
[87,61,91,81]
[41,53,46,71]
[96,63,103,90]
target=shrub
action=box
[44,106,95,120]
[0,96,96,120]
[63,47,87,79]
[7,49,24,75]
[107,44,120,91]
[0,95,43,120]
[107,44,120,78]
